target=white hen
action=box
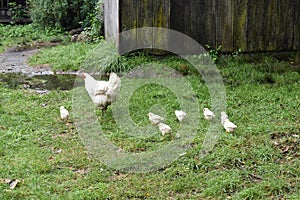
[60,106,69,119]
[106,72,121,102]
[175,110,187,122]
[220,111,229,125]
[223,119,237,133]
[203,108,215,120]
[148,112,164,125]
[157,122,171,136]
[81,72,121,111]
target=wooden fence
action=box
[104,0,300,53]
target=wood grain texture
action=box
[233,0,248,51]
[293,0,300,50]
[216,0,233,52]
[246,0,265,52]
[104,0,119,38]
[105,0,300,53]
[169,0,186,53]
[276,0,294,50]
[136,0,153,49]
[152,0,170,53]
[119,0,137,54]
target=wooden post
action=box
[104,0,119,40]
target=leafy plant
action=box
[27,0,87,30]
[231,48,242,58]
[8,2,30,21]
[206,45,222,63]
[28,0,103,33]
[82,0,104,41]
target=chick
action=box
[157,122,172,136]
[175,110,187,122]
[60,106,69,120]
[203,108,215,120]
[223,119,237,133]
[220,111,229,125]
[148,112,164,125]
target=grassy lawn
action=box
[0,25,299,199]
[0,24,68,53]
[28,42,98,71]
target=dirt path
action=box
[0,47,55,74]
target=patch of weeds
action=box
[206,45,222,64]
[0,24,67,53]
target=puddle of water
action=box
[0,73,77,91]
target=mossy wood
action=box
[104,0,300,54]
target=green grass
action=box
[28,42,98,71]
[1,46,300,199]
[28,41,197,73]
[0,24,68,53]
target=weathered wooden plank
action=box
[104,0,121,53]
[293,0,300,50]
[232,0,248,52]
[275,0,294,50]
[189,0,201,43]
[216,0,233,52]
[182,0,192,38]
[119,0,138,54]
[183,0,192,53]
[169,0,186,53]
[136,0,153,50]
[152,0,169,28]
[152,0,170,53]
[183,0,209,54]
[170,0,185,33]
[106,0,300,54]
[264,0,279,51]
[190,0,216,51]
[104,0,119,38]
[170,0,198,54]
[247,0,293,52]
[120,0,137,30]
[246,0,266,52]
